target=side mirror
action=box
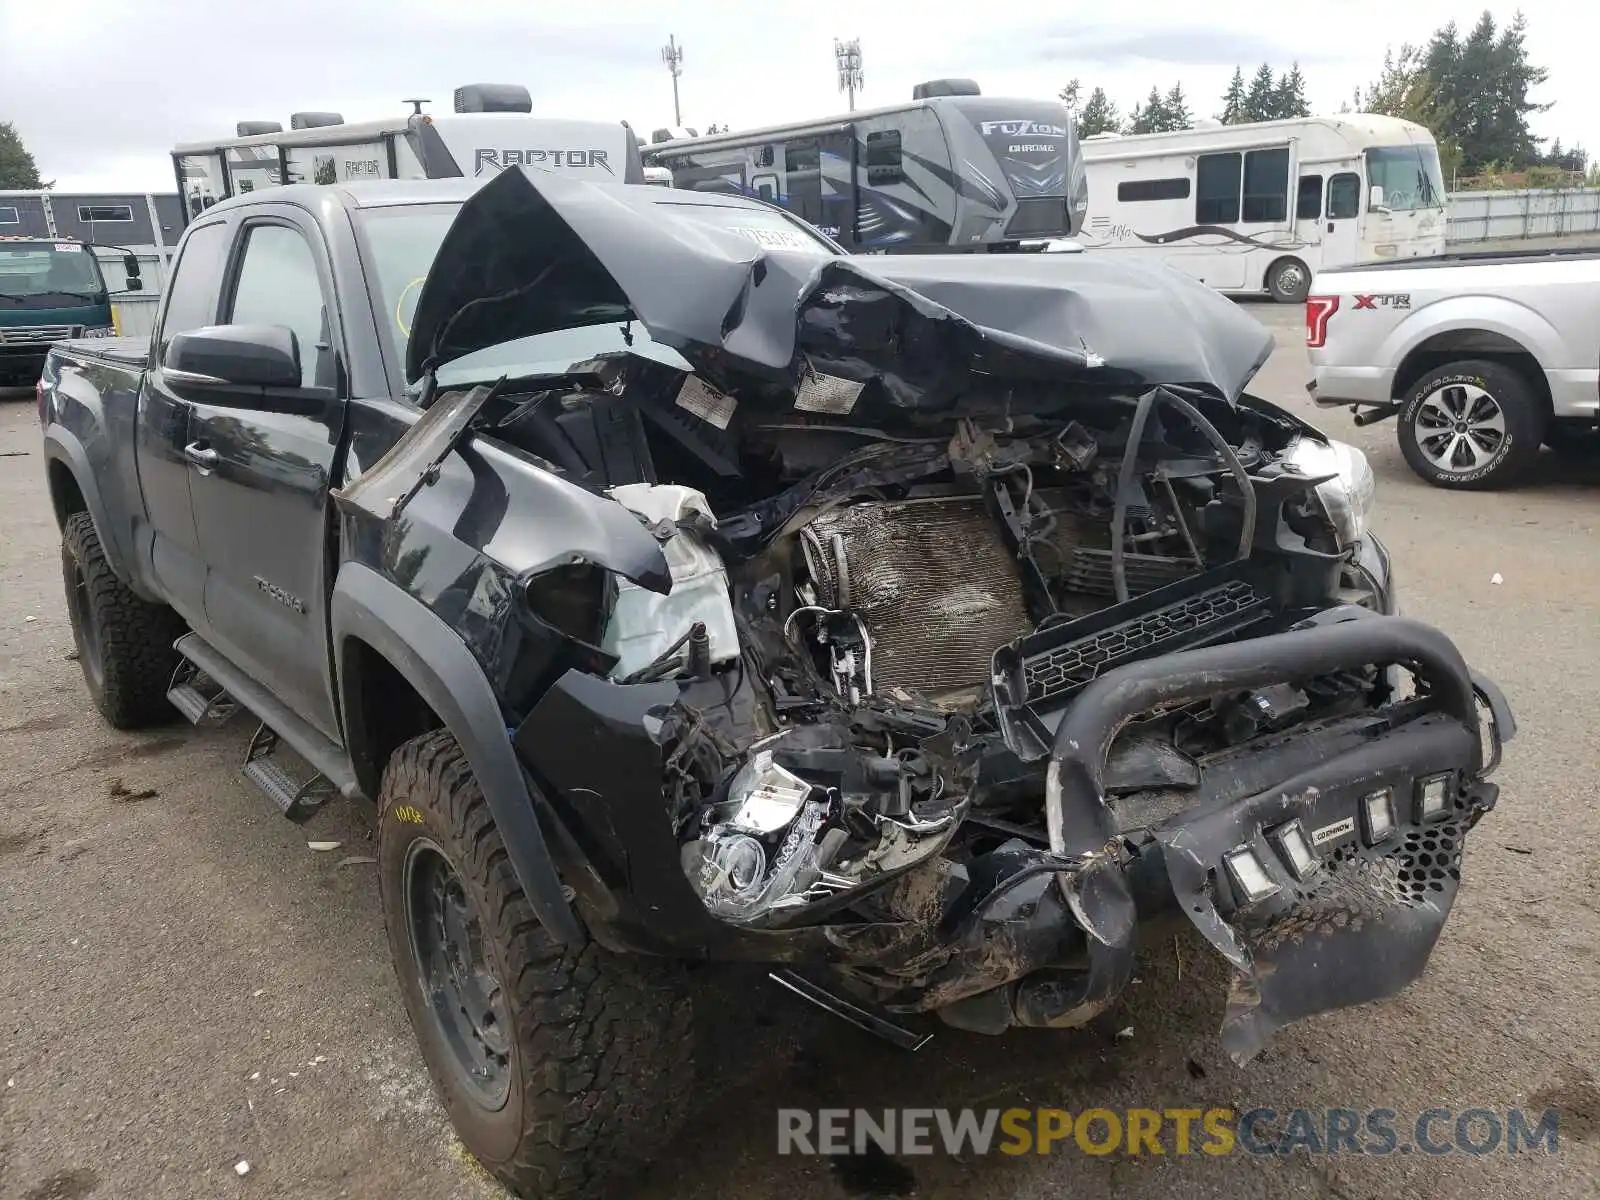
[1369,184,1388,212]
[123,252,142,280]
[164,324,301,389]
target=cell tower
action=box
[661,35,685,126]
[835,38,863,111]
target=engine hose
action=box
[1109,390,1158,604]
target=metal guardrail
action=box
[1445,187,1600,244]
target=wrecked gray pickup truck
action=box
[41,165,1513,1198]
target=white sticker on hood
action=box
[676,375,736,429]
[794,370,864,415]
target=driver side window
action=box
[226,224,330,388]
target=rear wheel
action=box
[61,512,185,729]
[377,730,694,1199]
[1267,256,1311,304]
[1397,360,1545,490]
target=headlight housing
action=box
[1286,436,1376,549]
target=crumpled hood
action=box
[406,165,1274,405]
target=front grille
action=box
[997,567,1275,707]
[801,497,1031,697]
[0,325,77,345]
[1004,198,1068,238]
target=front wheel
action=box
[1267,256,1311,304]
[377,730,694,1199]
[1396,360,1545,490]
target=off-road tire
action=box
[61,511,185,729]
[377,730,694,1200]
[1267,256,1311,304]
[1397,359,1545,490]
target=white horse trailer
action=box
[1078,114,1446,302]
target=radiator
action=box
[800,497,1032,697]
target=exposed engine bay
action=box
[473,361,1366,925]
[464,345,1507,1060]
[359,163,1511,1062]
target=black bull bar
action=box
[1033,610,1512,1061]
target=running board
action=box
[244,723,337,822]
[172,633,360,807]
[167,659,241,727]
[768,970,933,1052]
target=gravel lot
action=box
[1,306,1597,1200]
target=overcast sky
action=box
[1,0,1588,192]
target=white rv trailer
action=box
[1078,113,1446,302]
[171,83,645,224]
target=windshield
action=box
[1365,144,1446,212]
[360,197,834,387]
[0,242,109,305]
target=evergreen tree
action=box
[1244,63,1278,122]
[1218,67,1248,123]
[1274,63,1310,118]
[1124,87,1168,135]
[1357,44,1458,174]
[1077,87,1121,136]
[0,122,49,189]
[1058,79,1081,112]
[1365,12,1552,173]
[1162,83,1192,131]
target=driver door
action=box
[185,208,348,740]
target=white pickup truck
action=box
[1306,246,1600,488]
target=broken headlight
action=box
[683,740,962,927]
[1287,436,1376,550]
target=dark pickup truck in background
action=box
[38,167,1515,1199]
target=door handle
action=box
[184,442,219,468]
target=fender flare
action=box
[331,562,583,945]
[1382,295,1561,384]
[41,427,133,582]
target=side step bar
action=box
[171,633,360,817]
[244,723,339,821]
[167,659,241,727]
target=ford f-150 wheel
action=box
[1397,360,1545,490]
[377,729,694,1199]
[61,512,185,729]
